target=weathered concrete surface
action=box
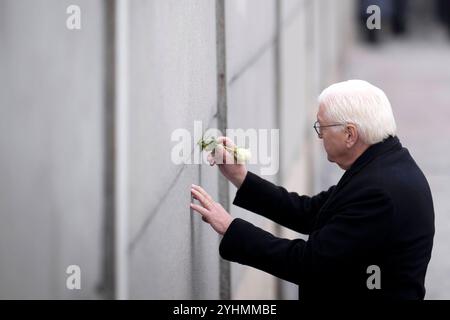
[0,0,106,299]
[127,0,221,299]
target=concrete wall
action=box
[225,0,278,299]
[127,0,221,299]
[0,0,355,299]
[0,0,106,299]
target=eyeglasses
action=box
[313,120,345,138]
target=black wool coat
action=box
[219,136,435,300]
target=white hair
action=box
[318,80,397,145]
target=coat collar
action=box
[346,135,402,175]
[337,135,402,190]
[317,135,402,216]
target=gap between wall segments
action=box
[128,111,219,253]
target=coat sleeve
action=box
[232,171,336,234]
[220,188,394,285]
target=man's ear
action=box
[345,124,358,148]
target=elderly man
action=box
[190,80,435,300]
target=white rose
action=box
[234,147,251,163]
[204,140,217,151]
[198,137,217,151]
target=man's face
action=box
[317,104,347,165]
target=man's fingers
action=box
[217,136,235,148]
[215,137,237,165]
[191,184,214,204]
[214,144,235,165]
[190,203,209,218]
[213,144,225,164]
[207,153,216,166]
[191,188,213,209]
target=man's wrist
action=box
[222,217,235,236]
[233,169,248,189]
